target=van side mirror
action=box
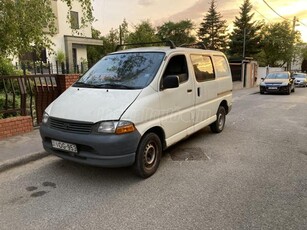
[162,75,179,89]
[261,77,265,81]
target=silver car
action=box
[293,73,307,87]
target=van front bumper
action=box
[40,125,141,167]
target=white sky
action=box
[92,0,307,42]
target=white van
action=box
[40,44,233,178]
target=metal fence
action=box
[0,74,60,126]
[16,61,89,75]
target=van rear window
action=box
[191,55,215,82]
[213,56,230,78]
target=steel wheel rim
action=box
[218,113,224,130]
[144,142,156,166]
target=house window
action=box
[70,11,79,29]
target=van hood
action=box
[264,79,289,84]
[47,87,141,123]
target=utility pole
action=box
[242,27,246,58]
[119,25,123,45]
[288,16,297,71]
[292,16,297,32]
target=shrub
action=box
[0,57,16,75]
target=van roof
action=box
[112,46,224,55]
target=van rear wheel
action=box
[210,106,226,133]
[133,133,162,178]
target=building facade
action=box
[48,0,102,72]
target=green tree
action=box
[127,21,159,44]
[103,28,121,52]
[258,21,300,67]
[0,57,16,75]
[0,0,94,58]
[157,20,196,46]
[0,0,56,57]
[119,19,130,44]
[87,27,104,66]
[228,0,263,58]
[197,0,227,51]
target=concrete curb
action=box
[0,151,49,173]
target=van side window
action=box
[213,55,230,78]
[191,55,215,82]
[163,55,188,84]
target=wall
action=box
[0,116,33,140]
[0,74,79,139]
[47,0,91,64]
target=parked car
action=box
[259,71,295,95]
[293,73,307,87]
[40,42,233,178]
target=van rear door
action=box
[190,54,218,131]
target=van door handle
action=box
[197,87,200,97]
[187,89,192,93]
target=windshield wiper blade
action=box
[73,82,140,89]
[94,83,139,89]
[73,82,96,88]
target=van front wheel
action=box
[210,106,226,133]
[133,133,162,178]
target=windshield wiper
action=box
[73,82,140,89]
[94,83,140,89]
[73,82,96,88]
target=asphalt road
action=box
[0,87,306,230]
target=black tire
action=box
[260,90,264,94]
[210,106,226,133]
[133,133,162,178]
[286,86,291,95]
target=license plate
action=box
[268,87,277,89]
[51,140,78,153]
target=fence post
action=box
[22,63,26,75]
[40,61,43,74]
[66,61,69,74]
[20,76,27,116]
[48,61,51,74]
[56,61,59,74]
[61,62,65,74]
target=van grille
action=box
[49,117,93,134]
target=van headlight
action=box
[97,121,136,134]
[42,112,49,124]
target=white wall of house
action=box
[47,0,91,66]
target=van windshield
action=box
[74,52,165,89]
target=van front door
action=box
[159,54,195,147]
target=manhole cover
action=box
[170,147,208,161]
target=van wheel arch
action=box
[142,127,166,150]
[133,127,165,178]
[219,100,229,114]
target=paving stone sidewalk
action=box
[0,128,47,172]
